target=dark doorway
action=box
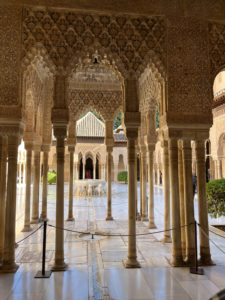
[85,157,93,179]
[79,158,83,179]
[137,155,140,181]
[96,157,99,179]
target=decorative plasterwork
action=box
[22,8,166,78]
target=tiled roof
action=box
[76,112,105,137]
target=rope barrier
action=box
[47,222,195,238]
[0,224,43,252]
[198,223,225,256]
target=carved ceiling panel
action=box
[22,8,166,77]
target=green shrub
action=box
[117,171,128,183]
[206,179,225,218]
[47,171,56,184]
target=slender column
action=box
[139,154,143,218]
[141,149,148,221]
[52,126,67,271]
[93,163,96,179]
[1,135,20,272]
[22,143,33,232]
[106,146,113,220]
[19,163,21,184]
[124,138,140,268]
[178,141,185,254]
[0,137,7,262]
[40,147,50,222]
[195,140,212,265]
[182,140,195,264]
[217,159,222,179]
[147,146,156,228]
[83,162,85,179]
[134,151,139,219]
[161,141,171,243]
[31,149,40,223]
[169,138,184,266]
[67,146,75,221]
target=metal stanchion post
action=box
[35,220,52,278]
[190,220,204,275]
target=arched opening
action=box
[96,157,99,179]
[85,157,93,179]
[79,158,83,179]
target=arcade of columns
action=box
[1,3,225,272]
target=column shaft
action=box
[67,148,74,221]
[178,143,186,254]
[196,140,212,265]
[22,147,32,231]
[2,136,19,272]
[141,151,148,221]
[124,139,140,268]
[31,151,40,223]
[182,140,195,264]
[0,137,7,262]
[139,155,143,217]
[106,149,113,220]
[162,142,171,242]
[169,139,184,266]
[147,149,156,228]
[40,151,49,221]
[52,135,67,271]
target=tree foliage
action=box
[206,179,225,218]
[47,171,56,184]
[114,112,122,130]
[117,171,128,183]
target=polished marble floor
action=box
[1,183,225,299]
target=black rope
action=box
[48,224,90,235]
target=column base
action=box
[0,262,19,273]
[136,214,141,221]
[105,216,114,221]
[51,261,68,272]
[66,217,75,222]
[21,225,32,232]
[184,255,195,266]
[141,216,148,222]
[161,236,172,243]
[124,257,141,268]
[198,255,214,266]
[148,222,157,229]
[170,256,185,267]
[30,218,39,224]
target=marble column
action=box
[169,138,184,266]
[83,162,85,179]
[134,152,139,219]
[161,141,171,243]
[147,146,156,228]
[124,138,140,268]
[139,154,143,218]
[40,146,50,222]
[178,141,186,254]
[67,146,75,221]
[195,140,212,265]
[52,126,67,271]
[106,146,113,220]
[141,149,148,221]
[22,143,33,232]
[182,140,195,265]
[1,135,20,272]
[76,163,80,180]
[0,136,7,263]
[217,159,222,179]
[93,163,96,179]
[31,149,40,223]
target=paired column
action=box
[105,146,113,220]
[147,145,156,228]
[182,140,195,264]
[40,146,50,222]
[67,146,75,221]
[124,138,140,268]
[83,162,85,179]
[22,143,33,232]
[1,135,20,272]
[139,153,143,218]
[93,163,96,179]
[161,141,171,243]
[52,126,67,271]
[31,148,41,223]
[195,140,212,265]
[0,136,7,263]
[140,149,148,221]
[178,141,185,254]
[168,138,184,266]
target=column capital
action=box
[33,144,41,152]
[51,108,69,125]
[123,112,141,129]
[68,145,75,153]
[106,145,113,153]
[24,142,33,151]
[161,139,168,148]
[67,137,76,147]
[53,125,67,139]
[0,122,24,138]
